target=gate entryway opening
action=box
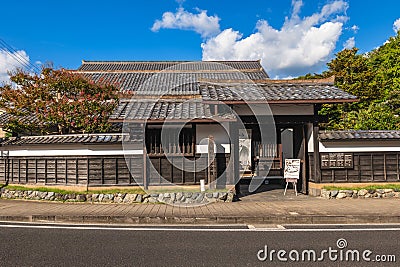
[237,123,308,198]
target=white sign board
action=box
[238,129,252,172]
[284,159,301,179]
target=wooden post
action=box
[358,154,361,181]
[115,158,119,184]
[101,158,105,184]
[371,154,374,181]
[142,123,149,190]
[44,159,47,184]
[25,159,28,183]
[228,122,239,186]
[55,159,58,184]
[86,158,90,189]
[35,158,37,183]
[65,158,68,184]
[313,105,322,184]
[384,153,387,181]
[6,157,10,184]
[75,159,78,184]
[4,157,8,183]
[302,125,309,194]
[208,135,216,189]
[397,153,399,181]
[18,159,20,183]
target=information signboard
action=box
[283,159,300,196]
[284,159,301,179]
[321,153,353,169]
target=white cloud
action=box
[151,7,220,38]
[348,25,359,33]
[0,50,30,84]
[343,37,355,49]
[201,0,349,78]
[393,18,400,33]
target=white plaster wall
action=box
[233,104,314,116]
[196,123,230,153]
[1,144,142,157]
[319,140,400,152]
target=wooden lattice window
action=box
[146,126,195,156]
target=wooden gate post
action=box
[228,122,239,186]
[208,135,216,189]
[141,123,149,190]
[312,104,322,185]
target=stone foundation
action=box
[320,188,400,199]
[0,188,234,205]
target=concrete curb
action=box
[1,215,400,225]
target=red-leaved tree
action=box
[0,67,119,135]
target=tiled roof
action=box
[78,60,267,73]
[110,99,236,122]
[75,60,357,104]
[80,71,268,95]
[82,72,201,95]
[1,133,130,146]
[0,111,39,126]
[76,60,269,95]
[319,130,400,141]
[200,82,358,102]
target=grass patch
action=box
[146,188,226,194]
[4,185,146,195]
[88,188,146,195]
[323,184,400,191]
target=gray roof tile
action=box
[80,72,267,95]
[0,111,39,126]
[78,60,268,73]
[1,133,129,146]
[111,99,236,121]
[319,130,400,141]
[200,83,357,102]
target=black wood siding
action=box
[0,155,143,186]
[147,154,229,185]
[309,152,400,183]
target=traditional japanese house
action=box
[0,60,358,194]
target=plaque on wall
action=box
[320,153,353,169]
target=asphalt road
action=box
[0,223,399,266]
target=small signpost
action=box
[284,159,300,196]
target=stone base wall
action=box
[0,188,234,204]
[320,189,400,199]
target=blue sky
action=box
[0,0,399,81]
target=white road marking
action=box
[0,223,400,232]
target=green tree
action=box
[369,32,400,117]
[0,68,119,135]
[308,31,400,130]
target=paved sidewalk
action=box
[1,190,400,225]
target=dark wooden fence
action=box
[148,154,229,185]
[0,155,143,186]
[309,152,400,183]
[0,154,229,186]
